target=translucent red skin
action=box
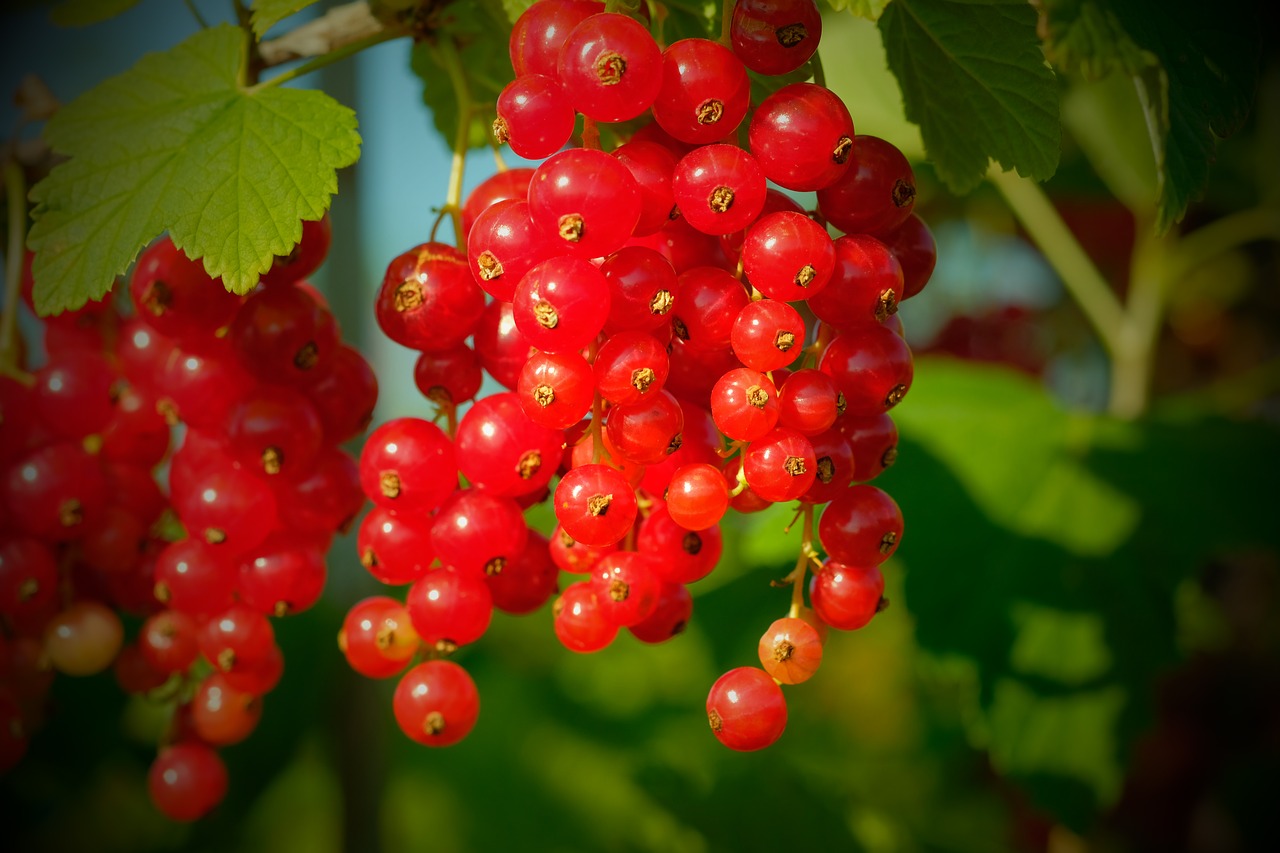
[225,384,323,478]
[519,349,595,429]
[590,551,662,626]
[114,318,174,395]
[456,392,564,497]
[673,266,750,353]
[467,199,554,303]
[809,560,885,630]
[748,83,854,192]
[666,462,731,530]
[407,565,494,647]
[721,188,806,264]
[148,742,228,821]
[303,343,379,443]
[152,538,237,619]
[357,505,436,585]
[838,413,899,483]
[742,427,817,502]
[612,142,679,237]
[800,428,856,505]
[807,235,905,331]
[652,38,750,145]
[157,340,254,430]
[628,581,693,643]
[711,367,779,442]
[509,0,604,78]
[375,242,484,353]
[557,12,663,122]
[473,300,535,391]
[731,298,805,373]
[817,484,904,567]
[730,0,823,76]
[231,283,339,384]
[513,256,613,354]
[431,488,529,578]
[818,324,914,418]
[599,245,680,333]
[758,616,824,684]
[817,135,917,236]
[191,672,262,746]
[0,376,38,465]
[496,73,575,160]
[529,148,642,258]
[593,331,670,406]
[553,580,619,652]
[554,463,638,547]
[393,659,480,746]
[128,236,241,342]
[605,389,685,465]
[550,523,618,574]
[359,417,458,513]
[742,211,836,302]
[664,338,745,410]
[236,532,327,616]
[486,530,560,614]
[33,350,118,439]
[0,537,58,636]
[197,603,273,673]
[637,504,722,584]
[414,344,483,406]
[777,368,841,435]
[342,596,415,679]
[628,215,732,274]
[706,666,787,751]
[461,167,535,238]
[879,212,937,300]
[671,144,767,235]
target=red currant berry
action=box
[148,742,228,821]
[748,83,854,192]
[706,666,787,751]
[393,659,480,747]
[817,485,903,567]
[758,616,823,684]
[809,560,885,630]
[554,463,639,547]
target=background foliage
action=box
[2,0,1278,850]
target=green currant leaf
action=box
[49,0,141,26]
[409,3,515,152]
[251,0,321,38]
[823,0,892,21]
[879,0,1060,193]
[498,0,536,24]
[1039,0,1261,231]
[27,23,360,315]
[881,358,1280,828]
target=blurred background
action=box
[2,1,1279,850]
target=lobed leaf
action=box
[251,0,322,38]
[879,0,1060,194]
[1039,0,1261,231]
[27,24,361,315]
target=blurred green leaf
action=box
[881,357,1280,829]
[826,0,892,21]
[1040,0,1262,231]
[49,0,139,26]
[251,0,320,38]
[879,0,1060,193]
[1061,72,1159,212]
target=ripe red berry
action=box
[758,616,823,684]
[809,560,885,630]
[748,83,854,192]
[730,0,823,76]
[817,135,917,236]
[557,12,663,122]
[817,485,904,567]
[706,666,787,751]
[652,38,750,145]
[374,242,484,352]
[671,144,766,235]
[148,742,228,821]
[393,660,480,747]
[554,463,639,547]
[360,417,458,512]
[553,580,618,652]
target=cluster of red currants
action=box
[351,0,935,752]
[0,216,376,818]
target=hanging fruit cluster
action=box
[350,0,935,752]
[0,218,376,819]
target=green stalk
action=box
[1,159,27,375]
[433,37,475,244]
[248,26,410,94]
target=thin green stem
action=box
[1108,223,1168,418]
[988,166,1126,360]
[810,48,825,89]
[248,26,408,93]
[1164,207,1280,285]
[434,37,473,243]
[786,504,815,619]
[184,0,210,28]
[2,159,27,374]
[719,0,734,45]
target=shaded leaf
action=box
[49,0,140,26]
[251,0,321,38]
[879,0,1060,193]
[27,24,360,314]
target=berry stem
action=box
[811,47,826,89]
[433,36,474,243]
[987,167,1125,363]
[183,0,209,28]
[1,157,27,376]
[581,117,602,152]
[718,0,734,46]
[786,504,815,619]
